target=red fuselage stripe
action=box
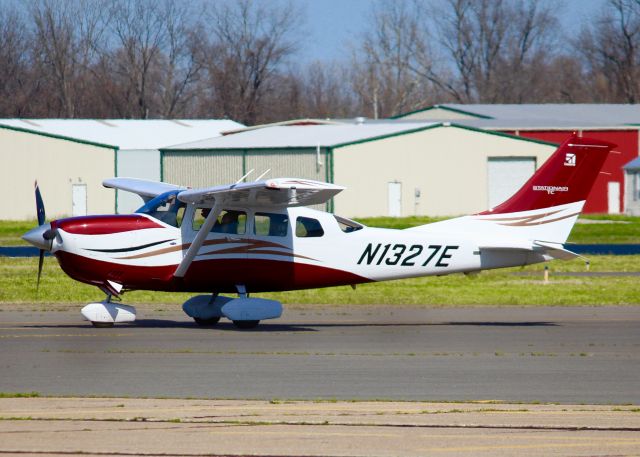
[54,251,369,293]
[55,215,163,235]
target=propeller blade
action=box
[35,181,46,226]
[37,249,45,296]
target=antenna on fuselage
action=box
[235,169,255,184]
[254,169,271,182]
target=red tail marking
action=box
[481,135,615,215]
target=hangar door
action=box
[487,157,535,209]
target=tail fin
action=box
[480,134,615,215]
[409,134,615,244]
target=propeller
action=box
[35,182,46,293]
[21,181,54,295]
[35,181,45,226]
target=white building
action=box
[0,119,243,219]
[163,121,556,217]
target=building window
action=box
[296,217,324,237]
[255,212,289,237]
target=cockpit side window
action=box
[334,215,363,233]
[135,191,185,228]
[193,208,246,234]
[296,217,324,237]
[254,212,288,237]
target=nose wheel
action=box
[233,320,260,329]
[81,294,136,327]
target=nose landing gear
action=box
[81,294,136,327]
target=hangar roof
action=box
[433,118,640,131]
[395,104,640,126]
[165,122,437,150]
[0,119,244,150]
[165,121,557,151]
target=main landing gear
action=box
[81,287,282,329]
[182,286,282,329]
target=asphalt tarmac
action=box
[1,305,639,404]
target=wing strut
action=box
[174,202,222,278]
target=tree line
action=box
[1,0,639,125]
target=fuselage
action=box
[47,204,538,295]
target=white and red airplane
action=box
[23,134,613,328]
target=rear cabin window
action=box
[334,215,363,233]
[296,217,324,238]
[193,209,246,234]
[254,213,288,237]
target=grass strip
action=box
[1,256,638,306]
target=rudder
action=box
[481,134,615,215]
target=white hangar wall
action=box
[0,127,116,220]
[162,149,327,188]
[116,149,161,213]
[332,125,556,217]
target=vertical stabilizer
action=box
[481,134,615,215]
[409,134,615,244]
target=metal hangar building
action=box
[162,121,556,218]
[0,119,243,219]
[393,104,640,214]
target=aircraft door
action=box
[246,210,295,290]
[181,206,249,290]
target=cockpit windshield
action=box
[334,215,363,233]
[135,190,185,227]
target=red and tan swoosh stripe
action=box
[116,237,307,260]
[199,246,316,261]
[474,209,580,227]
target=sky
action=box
[296,0,608,64]
[2,0,608,64]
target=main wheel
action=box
[194,317,221,326]
[233,320,260,329]
[91,322,114,328]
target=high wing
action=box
[103,178,186,202]
[173,178,344,278]
[177,178,344,208]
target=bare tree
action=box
[103,0,171,118]
[30,0,106,117]
[0,7,34,116]
[301,61,355,119]
[196,0,302,125]
[158,6,203,118]
[578,0,640,103]
[350,1,441,118]
[435,0,559,103]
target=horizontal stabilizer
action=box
[533,241,580,260]
[477,239,580,261]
